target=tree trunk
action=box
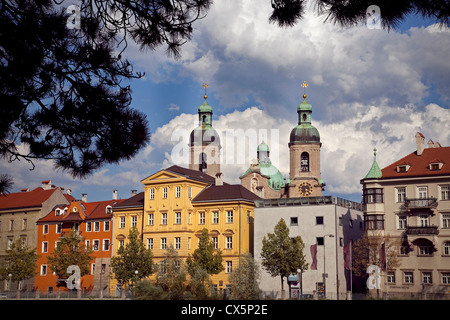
[280,276,285,300]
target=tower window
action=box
[202,115,207,123]
[199,152,207,172]
[302,113,307,122]
[301,152,309,172]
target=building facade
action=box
[0,180,71,292]
[361,132,450,299]
[254,196,363,299]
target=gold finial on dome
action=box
[202,82,210,100]
[301,80,309,99]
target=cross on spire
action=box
[301,80,309,99]
[202,82,210,100]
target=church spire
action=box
[364,148,382,179]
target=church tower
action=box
[189,83,221,177]
[288,81,325,197]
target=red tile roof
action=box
[192,184,261,203]
[0,187,60,211]
[381,146,450,179]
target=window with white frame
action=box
[41,265,47,276]
[443,242,450,255]
[398,215,407,229]
[226,236,232,249]
[418,186,428,199]
[227,211,233,223]
[422,272,432,284]
[103,239,110,251]
[162,213,167,225]
[94,221,100,232]
[147,238,153,250]
[176,186,181,198]
[148,213,154,225]
[212,237,218,249]
[86,240,90,249]
[212,211,219,224]
[163,187,167,199]
[131,216,137,228]
[43,224,48,234]
[419,214,429,227]
[42,241,48,253]
[396,187,406,202]
[226,261,232,273]
[150,188,155,200]
[86,222,92,232]
[56,223,62,234]
[93,240,99,251]
[199,212,205,224]
[442,272,450,284]
[441,185,449,200]
[161,238,167,250]
[443,214,450,228]
[104,221,110,231]
[106,205,112,214]
[120,217,125,229]
[175,237,181,249]
[404,271,414,284]
[175,212,181,224]
[387,272,395,284]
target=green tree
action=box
[186,266,212,300]
[229,252,261,300]
[260,218,308,299]
[47,229,94,282]
[156,245,187,300]
[0,238,38,292]
[186,228,225,276]
[110,228,154,295]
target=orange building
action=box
[35,197,123,295]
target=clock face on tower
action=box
[299,182,313,197]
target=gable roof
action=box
[113,192,144,209]
[165,165,216,184]
[0,187,61,211]
[192,184,261,203]
[381,146,450,179]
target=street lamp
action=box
[323,234,334,299]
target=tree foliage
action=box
[110,228,154,287]
[0,238,38,286]
[269,0,449,29]
[156,245,187,300]
[47,229,94,280]
[260,218,308,294]
[229,252,261,300]
[186,228,225,276]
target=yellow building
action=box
[141,165,259,294]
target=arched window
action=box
[302,113,307,122]
[199,152,207,171]
[301,152,309,172]
[202,115,207,123]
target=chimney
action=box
[82,193,87,202]
[112,189,118,200]
[427,139,434,148]
[215,172,223,186]
[415,132,425,156]
[131,190,137,197]
[41,180,52,190]
[66,189,72,195]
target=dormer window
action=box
[429,161,443,171]
[55,209,61,216]
[396,164,410,173]
[106,205,112,214]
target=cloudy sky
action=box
[4,1,450,202]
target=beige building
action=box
[361,132,450,299]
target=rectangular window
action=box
[441,185,449,200]
[147,238,153,250]
[316,237,324,246]
[161,238,167,250]
[9,220,14,231]
[212,211,219,224]
[226,261,232,273]
[94,221,100,232]
[41,265,47,276]
[120,217,125,229]
[103,239,110,251]
[162,213,167,225]
[176,186,181,198]
[404,271,414,284]
[42,241,48,253]
[148,213,154,225]
[199,212,205,225]
[387,272,396,284]
[419,214,429,227]
[56,223,62,234]
[316,216,324,225]
[175,212,181,224]
[212,237,218,249]
[227,211,233,223]
[93,240,99,251]
[398,215,407,229]
[418,186,428,199]
[363,188,383,204]
[131,216,137,228]
[22,219,27,230]
[226,236,232,249]
[419,245,433,256]
[104,221,110,231]
[163,187,167,199]
[175,237,181,249]
[43,224,48,234]
[290,217,298,226]
[443,214,450,228]
[396,187,406,202]
[365,215,384,230]
[150,188,155,200]
[422,272,432,284]
[442,273,450,284]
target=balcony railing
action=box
[406,225,439,236]
[404,197,438,209]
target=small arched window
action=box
[301,152,309,172]
[199,152,207,171]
